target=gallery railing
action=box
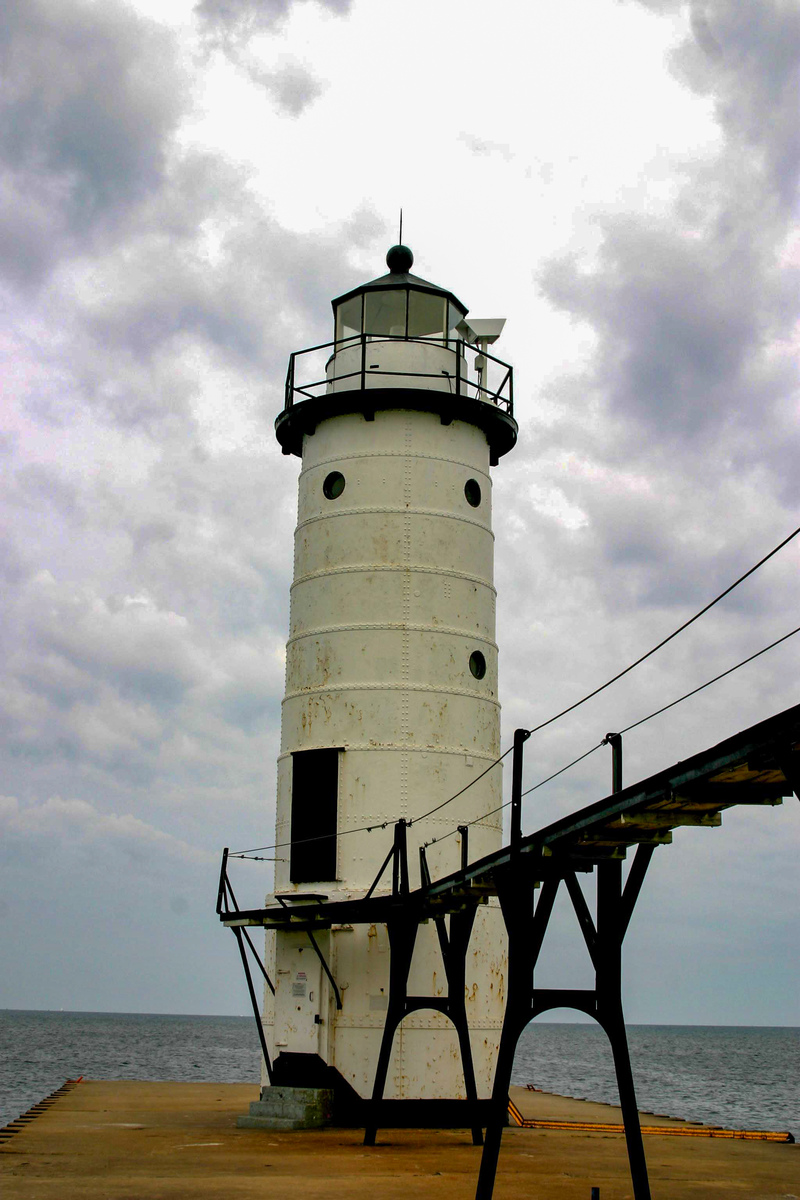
[284,333,513,417]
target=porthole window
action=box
[323,471,345,500]
[469,651,486,680]
[464,479,481,507]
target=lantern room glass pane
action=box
[336,295,362,343]
[408,291,446,339]
[364,288,407,338]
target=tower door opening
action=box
[290,747,339,883]
[274,935,323,1056]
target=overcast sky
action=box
[1,0,798,1027]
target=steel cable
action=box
[230,524,800,860]
[425,622,800,852]
[521,523,800,739]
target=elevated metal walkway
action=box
[218,701,800,1200]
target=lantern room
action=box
[333,244,467,344]
[276,244,517,464]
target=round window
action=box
[464,479,481,507]
[469,651,486,680]
[323,471,345,500]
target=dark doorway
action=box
[290,748,339,882]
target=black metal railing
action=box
[216,848,277,1083]
[284,333,513,417]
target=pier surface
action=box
[1,1080,797,1199]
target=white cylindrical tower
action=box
[265,245,517,1112]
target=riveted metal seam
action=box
[276,744,500,762]
[300,450,492,482]
[400,418,412,818]
[286,622,499,649]
[295,505,495,537]
[291,563,497,593]
[282,682,500,705]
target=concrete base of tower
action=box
[237,1085,334,1130]
[263,1056,495,1128]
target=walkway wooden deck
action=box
[2,1080,797,1199]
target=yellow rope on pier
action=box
[507,1099,794,1142]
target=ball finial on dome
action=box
[386,244,413,274]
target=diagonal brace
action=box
[564,869,598,967]
[241,926,275,995]
[233,926,274,1085]
[619,844,656,939]
[307,929,343,1010]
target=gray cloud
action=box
[671,2,800,207]
[0,531,28,587]
[11,463,84,521]
[195,0,352,44]
[0,565,286,822]
[194,0,348,114]
[249,61,326,116]
[4,141,379,439]
[0,0,186,286]
[0,418,295,829]
[0,0,379,389]
[0,794,213,869]
[537,0,800,511]
[540,217,798,449]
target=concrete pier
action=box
[1,1080,797,1199]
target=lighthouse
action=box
[264,244,517,1111]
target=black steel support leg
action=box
[603,1010,651,1200]
[454,1015,484,1147]
[475,1003,524,1200]
[596,860,650,1200]
[444,909,483,1146]
[475,874,545,1200]
[363,918,418,1146]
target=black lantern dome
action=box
[331,245,468,346]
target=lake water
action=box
[512,1021,799,1135]
[1,1010,797,1136]
[0,1010,261,1128]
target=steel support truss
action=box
[218,701,800,1200]
[474,847,654,1200]
[362,898,485,1147]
